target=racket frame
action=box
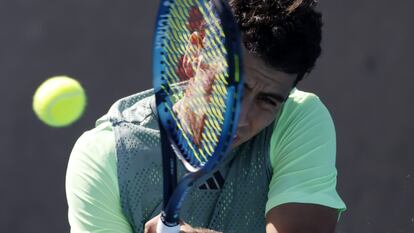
[153,0,243,229]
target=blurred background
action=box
[0,0,413,232]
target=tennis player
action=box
[66,1,346,232]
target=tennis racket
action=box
[152,0,243,232]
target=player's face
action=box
[232,51,296,148]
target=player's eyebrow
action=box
[243,83,285,103]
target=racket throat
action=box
[162,174,197,225]
[160,125,178,208]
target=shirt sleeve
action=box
[65,121,133,233]
[266,92,346,216]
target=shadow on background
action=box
[0,0,413,232]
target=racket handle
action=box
[156,218,180,233]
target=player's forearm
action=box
[182,227,222,233]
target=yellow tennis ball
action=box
[33,76,87,127]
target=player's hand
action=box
[143,214,194,233]
[143,214,161,233]
[179,221,200,233]
[144,214,221,233]
[145,214,187,233]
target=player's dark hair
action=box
[229,0,323,85]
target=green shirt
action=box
[65,88,346,232]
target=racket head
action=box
[153,0,243,173]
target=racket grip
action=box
[156,218,180,233]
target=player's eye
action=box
[243,83,251,92]
[259,95,278,107]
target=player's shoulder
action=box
[68,89,151,161]
[69,119,116,170]
[272,88,335,144]
[280,88,332,121]
[72,88,159,156]
[286,88,322,107]
[106,89,159,130]
[269,89,337,169]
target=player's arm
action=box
[144,205,337,233]
[265,204,337,233]
[66,125,133,233]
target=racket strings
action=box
[161,0,230,168]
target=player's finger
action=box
[144,214,161,233]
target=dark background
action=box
[0,0,413,232]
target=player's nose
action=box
[237,95,253,128]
